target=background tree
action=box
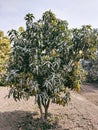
[73,27,98,82]
[83,54,98,82]
[0,30,10,85]
[7,11,98,120]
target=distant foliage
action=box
[83,56,98,82]
[7,11,98,120]
[0,30,10,85]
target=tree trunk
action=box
[37,96,50,121]
[37,96,44,120]
[44,99,50,120]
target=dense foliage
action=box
[83,55,98,82]
[0,31,10,85]
[7,11,98,120]
[72,26,98,82]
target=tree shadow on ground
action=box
[0,110,69,130]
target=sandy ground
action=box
[0,84,98,130]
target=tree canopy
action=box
[0,30,10,85]
[7,10,98,120]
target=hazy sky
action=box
[0,0,98,33]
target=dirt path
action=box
[0,84,98,130]
[80,83,98,106]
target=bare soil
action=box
[0,84,98,130]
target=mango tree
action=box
[0,30,10,85]
[72,26,98,82]
[7,11,98,120]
